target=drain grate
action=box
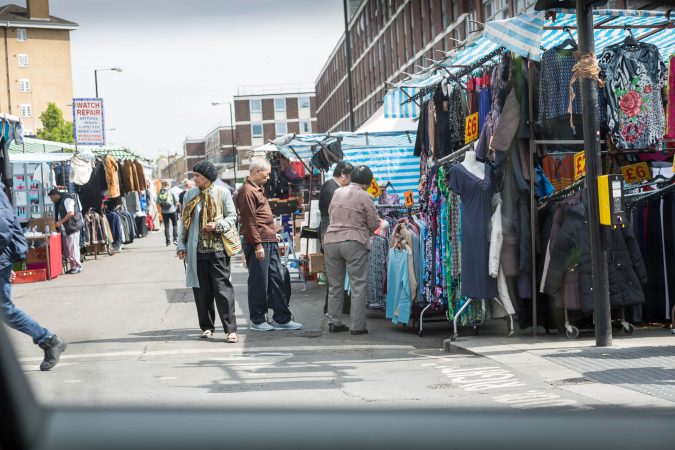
[426,384,455,390]
[549,377,595,386]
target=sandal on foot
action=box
[200,330,214,339]
[226,333,238,343]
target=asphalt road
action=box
[6,230,665,412]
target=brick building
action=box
[233,84,317,164]
[0,0,78,135]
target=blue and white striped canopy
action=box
[274,131,420,199]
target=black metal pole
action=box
[95,70,99,98]
[576,0,612,347]
[228,102,238,185]
[343,0,356,132]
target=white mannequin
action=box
[461,150,485,180]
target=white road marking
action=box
[63,380,82,384]
[159,376,177,380]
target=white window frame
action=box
[18,54,28,68]
[19,79,30,92]
[251,123,263,138]
[274,98,286,112]
[298,96,310,110]
[249,99,261,113]
[275,121,287,137]
[17,28,27,42]
[20,104,32,118]
[299,119,312,134]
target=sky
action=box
[49,0,345,158]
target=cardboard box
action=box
[308,253,324,274]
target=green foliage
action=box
[36,103,75,144]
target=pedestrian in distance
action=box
[1,182,67,370]
[158,180,179,246]
[48,189,84,274]
[177,161,239,343]
[178,178,194,214]
[323,165,380,335]
[236,157,302,332]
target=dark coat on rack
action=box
[544,202,647,312]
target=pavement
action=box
[6,230,675,412]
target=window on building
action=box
[274,98,286,112]
[298,96,310,110]
[275,121,288,137]
[251,123,263,138]
[19,79,30,92]
[250,99,261,113]
[18,54,28,67]
[17,28,27,42]
[20,104,32,117]
[299,119,312,134]
[483,0,509,22]
[514,0,537,13]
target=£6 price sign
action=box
[574,150,586,180]
[367,178,382,199]
[465,112,479,144]
[621,162,651,184]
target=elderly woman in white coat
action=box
[177,161,239,343]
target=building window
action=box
[275,121,287,137]
[251,123,263,138]
[18,54,28,67]
[19,79,30,92]
[274,98,286,112]
[17,28,27,42]
[298,96,310,110]
[483,0,509,22]
[20,104,32,117]
[299,119,312,134]
[250,99,261,113]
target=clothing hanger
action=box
[622,27,639,49]
[554,27,578,51]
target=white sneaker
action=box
[272,320,303,331]
[249,322,275,332]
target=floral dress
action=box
[599,42,667,151]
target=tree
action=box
[37,103,75,144]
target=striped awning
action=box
[485,9,675,62]
[274,131,420,199]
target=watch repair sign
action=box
[73,98,105,145]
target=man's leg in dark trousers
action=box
[245,244,270,325]
[169,213,178,242]
[193,260,216,333]
[164,212,174,244]
[210,256,237,333]
[266,243,292,324]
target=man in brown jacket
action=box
[236,157,301,332]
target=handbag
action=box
[215,189,242,256]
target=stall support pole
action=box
[528,60,538,337]
[576,0,611,347]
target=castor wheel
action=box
[418,330,424,337]
[507,330,515,337]
[473,326,479,336]
[451,334,458,341]
[565,326,580,339]
[621,323,635,336]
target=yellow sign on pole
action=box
[574,150,586,180]
[367,178,382,198]
[464,112,479,144]
[621,162,651,184]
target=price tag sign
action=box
[404,190,414,207]
[621,162,651,184]
[574,150,586,180]
[465,112,479,144]
[367,178,382,198]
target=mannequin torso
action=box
[461,150,485,180]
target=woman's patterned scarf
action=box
[182,186,218,248]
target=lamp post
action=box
[94,67,123,98]
[211,101,238,186]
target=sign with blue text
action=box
[73,98,105,145]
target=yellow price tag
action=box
[621,162,651,184]
[367,178,382,198]
[465,112,479,144]
[404,191,414,207]
[574,151,586,180]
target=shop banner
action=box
[73,98,105,145]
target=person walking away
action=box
[2,183,67,370]
[177,161,239,343]
[158,180,179,246]
[48,189,84,274]
[236,157,302,331]
[323,165,380,335]
[178,179,194,213]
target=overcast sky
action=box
[49,0,344,158]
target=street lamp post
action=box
[94,67,123,97]
[212,102,238,186]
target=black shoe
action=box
[39,335,67,371]
[350,330,368,336]
[166,242,170,246]
[329,324,349,333]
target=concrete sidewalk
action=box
[444,327,675,409]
